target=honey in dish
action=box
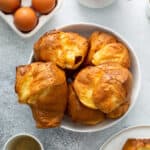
[9,136,41,150]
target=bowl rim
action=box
[3,133,44,150]
[100,125,150,150]
[29,22,141,133]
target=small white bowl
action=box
[29,23,141,133]
[78,0,117,8]
[3,133,44,150]
[0,0,63,38]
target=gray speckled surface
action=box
[0,0,150,149]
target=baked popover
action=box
[68,84,105,125]
[86,31,130,68]
[73,62,132,113]
[34,31,88,70]
[15,62,67,128]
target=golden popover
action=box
[123,139,150,150]
[34,31,88,70]
[107,100,130,119]
[68,84,105,125]
[73,65,104,110]
[15,62,67,128]
[86,31,130,68]
[94,62,132,113]
[86,31,117,64]
[73,62,132,113]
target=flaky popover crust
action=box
[123,139,150,150]
[73,66,104,110]
[92,43,130,68]
[86,31,130,68]
[34,31,88,70]
[86,31,117,64]
[107,100,130,119]
[15,62,67,128]
[93,62,132,113]
[73,62,132,113]
[68,84,105,125]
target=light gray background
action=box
[0,0,149,149]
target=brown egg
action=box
[14,7,38,32]
[32,0,56,14]
[0,0,20,13]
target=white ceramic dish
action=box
[78,0,117,8]
[0,0,63,38]
[29,23,141,133]
[100,125,150,150]
[3,133,44,150]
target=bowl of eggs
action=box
[0,0,63,38]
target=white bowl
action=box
[78,0,117,8]
[29,23,141,133]
[0,0,63,38]
[3,133,44,150]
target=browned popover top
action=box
[86,31,130,68]
[15,62,67,128]
[73,62,132,113]
[68,84,105,125]
[34,31,88,70]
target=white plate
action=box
[0,0,63,38]
[29,23,141,133]
[100,125,150,150]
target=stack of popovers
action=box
[15,30,132,128]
